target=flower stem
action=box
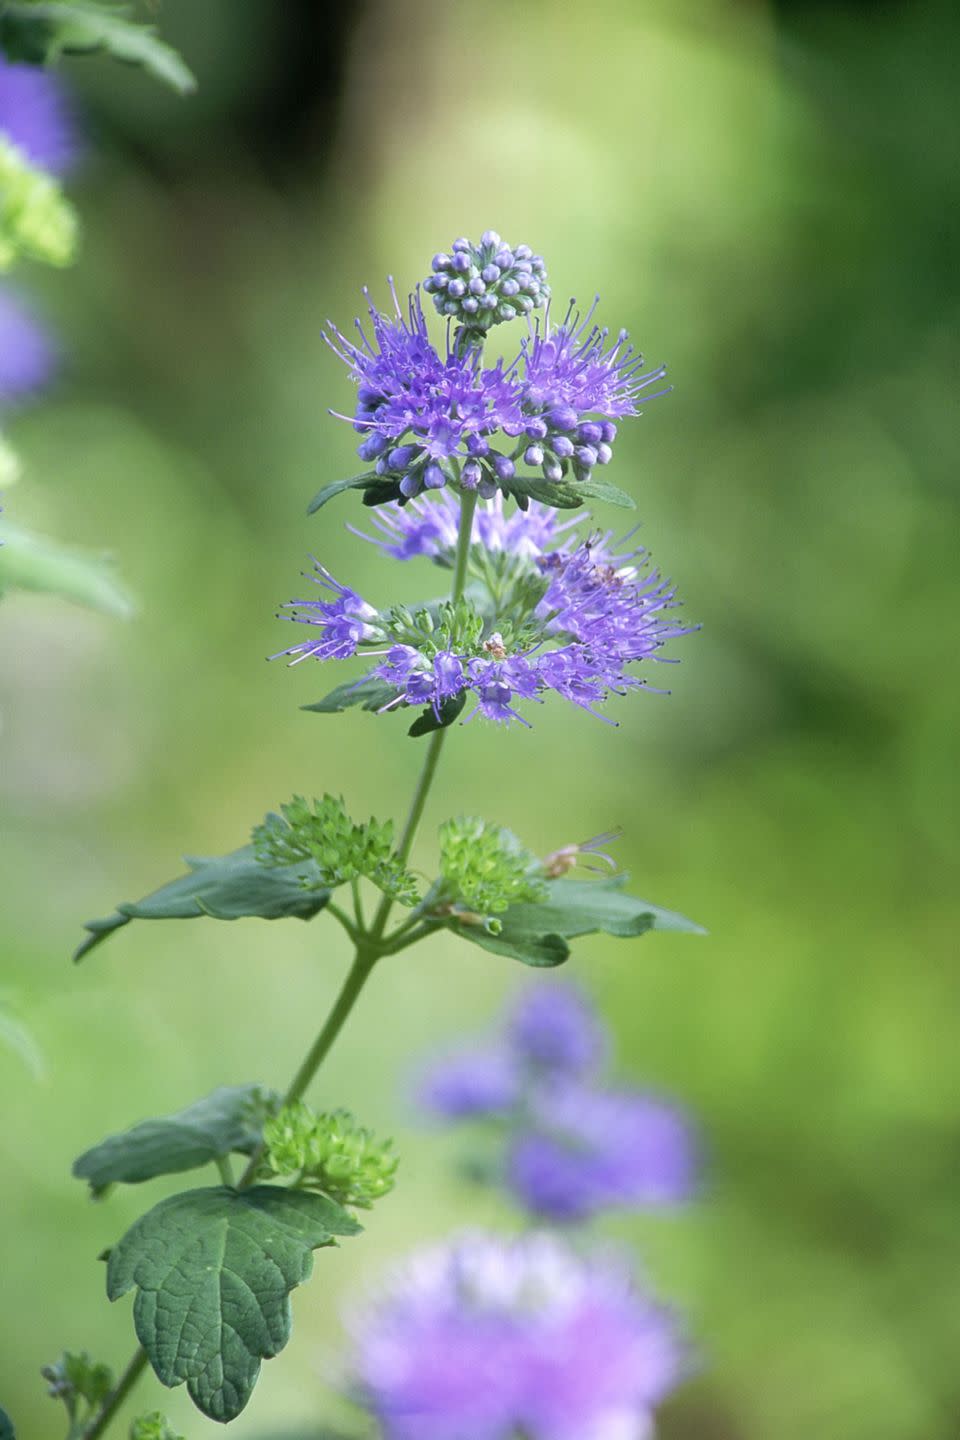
[82,1348,150,1440]
[369,486,478,942]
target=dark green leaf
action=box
[0,1407,14,1440]
[361,479,405,508]
[0,2,196,93]
[74,845,330,962]
[446,921,571,968]
[73,1084,278,1197]
[502,474,586,510]
[499,874,705,940]
[301,673,397,715]
[407,691,467,737]
[305,472,378,515]
[107,1186,360,1422]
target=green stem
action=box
[81,1349,150,1440]
[216,1153,235,1187]
[369,487,478,943]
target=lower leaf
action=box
[107,1185,361,1422]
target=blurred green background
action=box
[2,0,958,1435]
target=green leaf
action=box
[74,844,330,961]
[499,874,706,940]
[0,523,134,616]
[442,875,703,967]
[73,1084,279,1197]
[407,691,466,736]
[447,920,571,968]
[107,1185,361,1422]
[0,137,78,271]
[502,473,586,510]
[575,475,637,509]
[0,1406,14,1439]
[302,673,397,715]
[305,472,380,515]
[0,3,196,94]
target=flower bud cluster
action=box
[437,816,547,929]
[253,794,419,905]
[423,230,549,332]
[0,137,77,271]
[261,1101,398,1209]
[129,1413,185,1440]
[42,1351,113,1425]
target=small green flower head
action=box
[129,1414,184,1440]
[41,1351,113,1422]
[253,794,419,906]
[0,138,77,271]
[438,817,548,928]
[260,1101,398,1209]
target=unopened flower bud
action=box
[524,444,545,466]
[493,454,515,482]
[546,404,578,432]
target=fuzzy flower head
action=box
[350,1230,686,1440]
[279,500,693,727]
[0,56,76,174]
[326,282,525,499]
[0,288,57,404]
[423,230,550,333]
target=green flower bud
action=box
[438,817,548,923]
[260,1101,398,1209]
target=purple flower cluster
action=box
[350,1230,685,1440]
[0,55,76,174]
[326,257,666,499]
[418,983,698,1223]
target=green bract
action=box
[41,1350,114,1432]
[106,1186,361,1422]
[73,1084,278,1196]
[0,136,77,271]
[260,1101,398,1209]
[438,816,547,926]
[253,794,419,906]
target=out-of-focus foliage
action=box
[0,0,957,1438]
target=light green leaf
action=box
[302,673,397,715]
[74,844,331,961]
[0,2,196,94]
[73,1084,279,1197]
[107,1186,361,1422]
[0,523,134,616]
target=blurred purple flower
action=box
[418,1047,520,1121]
[355,490,580,564]
[0,289,58,404]
[508,1087,698,1223]
[508,982,608,1079]
[350,1230,686,1440]
[0,55,77,174]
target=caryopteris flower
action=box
[0,288,57,404]
[349,1231,686,1440]
[0,55,76,175]
[326,282,524,499]
[507,1086,698,1223]
[281,499,694,727]
[423,230,550,332]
